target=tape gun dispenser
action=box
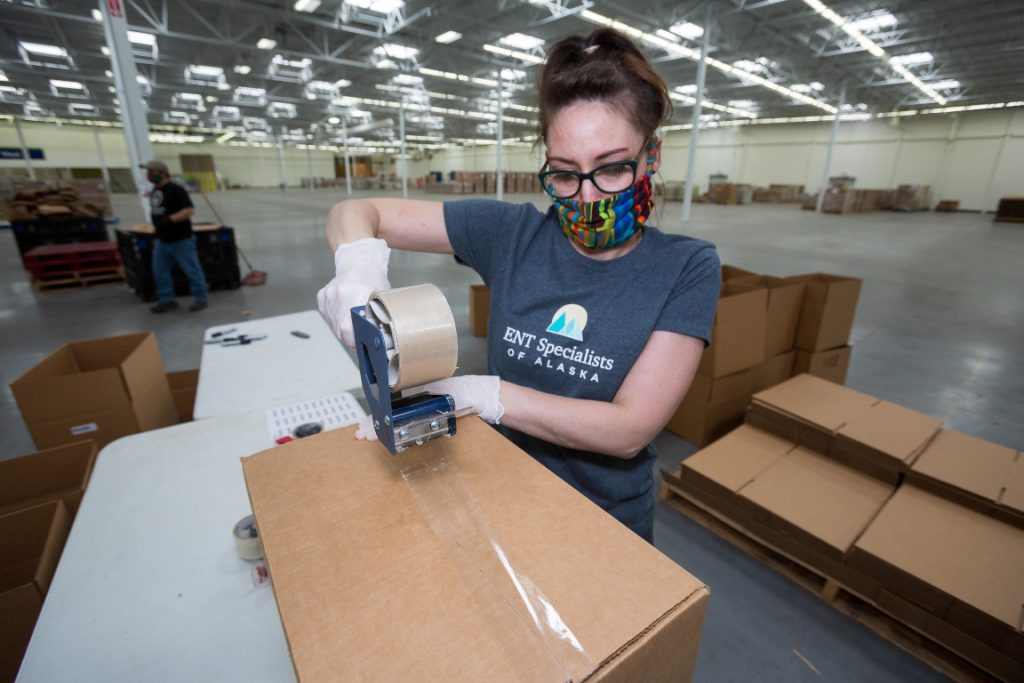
[351,284,460,454]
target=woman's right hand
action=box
[316,237,391,348]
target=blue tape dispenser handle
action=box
[351,304,456,455]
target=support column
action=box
[816,82,846,213]
[496,73,504,201]
[683,5,712,223]
[342,119,353,196]
[305,138,314,193]
[98,0,153,217]
[276,141,287,190]
[91,123,115,217]
[13,118,36,181]
[399,102,408,198]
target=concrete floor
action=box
[2,188,1022,681]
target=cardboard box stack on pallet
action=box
[994,196,1024,223]
[662,373,1024,682]
[424,171,543,195]
[706,183,754,205]
[666,266,861,447]
[243,419,710,682]
[752,184,805,204]
[0,440,98,681]
[116,223,242,301]
[657,181,698,202]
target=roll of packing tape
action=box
[233,514,264,561]
[367,284,458,391]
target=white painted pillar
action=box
[13,118,36,181]
[342,119,352,196]
[98,0,153,217]
[683,6,712,222]
[276,141,287,190]
[496,73,504,201]
[91,123,115,215]
[399,102,408,198]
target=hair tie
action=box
[582,44,599,54]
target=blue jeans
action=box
[153,237,208,303]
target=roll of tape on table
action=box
[367,284,458,391]
[233,514,264,561]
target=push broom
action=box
[197,187,268,286]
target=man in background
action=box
[144,160,209,313]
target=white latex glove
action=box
[352,375,504,442]
[316,238,391,348]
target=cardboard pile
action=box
[10,332,180,450]
[424,171,543,195]
[850,486,1024,681]
[667,395,1024,681]
[1,500,72,683]
[893,185,932,212]
[666,267,861,447]
[5,186,107,222]
[243,419,709,682]
[994,196,1024,224]
[906,429,1024,527]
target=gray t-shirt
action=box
[444,199,720,537]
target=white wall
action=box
[3,109,1021,210]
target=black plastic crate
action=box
[13,218,108,257]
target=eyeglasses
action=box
[538,142,649,200]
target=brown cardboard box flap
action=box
[738,447,895,555]
[752,374,877,431]
[1002,453,1024,514]
[836,401,943,466]
[681,425,794,494]
[0,441,97,516]
[910,430,1016,503]
[243,419,708,682]
[0,500,70,596]
[0,584,44,683]
[853,485,1024,630]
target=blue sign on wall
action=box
[0,148,45,160]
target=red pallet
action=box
[22,241,121,274]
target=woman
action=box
[318,28,720,542]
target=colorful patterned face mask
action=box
[551,139,657,250]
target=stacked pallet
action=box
[117,224,241,302]
[23,242,124,292]
[662,374,1024,682]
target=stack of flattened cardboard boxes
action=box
[666,266,861,447]
[0,440,98,681]
[665,374,1024,681]
[243,419,710,682]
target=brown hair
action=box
[537,28,672,144]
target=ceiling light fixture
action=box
[233,65,252,75]
[257,38,278,50]
[435,31,462,44]
[802,1,945,104]
[294,0,321,12]
[481,44,544,65]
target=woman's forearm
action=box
[326,199,380,251]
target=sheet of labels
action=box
[265,391,365,441]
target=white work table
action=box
[17,411,297,683]
[193,309,362,420]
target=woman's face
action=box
[546,99,660,202]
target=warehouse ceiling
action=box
[0,0,1022,152]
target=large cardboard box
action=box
[469,284,490,337]
[793,345,852,385]
[907,430,1022,526]
[166,369,199,423]
[10,332,179,450]
[666,368,754,447]
[720,264,758,281]
[752,351,795,393]
[746,374,877,453]
[677,424,793,505]
[0,500,71,683]
[788,273,862,352]
[0,440,97,518]
[832,401,942,484]
[243,419,709,682]
[697,281,767,379]
[849,485,1024,667]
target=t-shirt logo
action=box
[546,303,588,342]
[151,189,164,214]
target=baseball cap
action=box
[140,160,170,174]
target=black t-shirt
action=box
[150,182,194,242]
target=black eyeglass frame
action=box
[537,159,640,200]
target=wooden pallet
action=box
[659,476,1001,683]
[31,266,125,292]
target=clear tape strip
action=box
[395,443,594,682]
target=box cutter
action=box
[351,304,457,455]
